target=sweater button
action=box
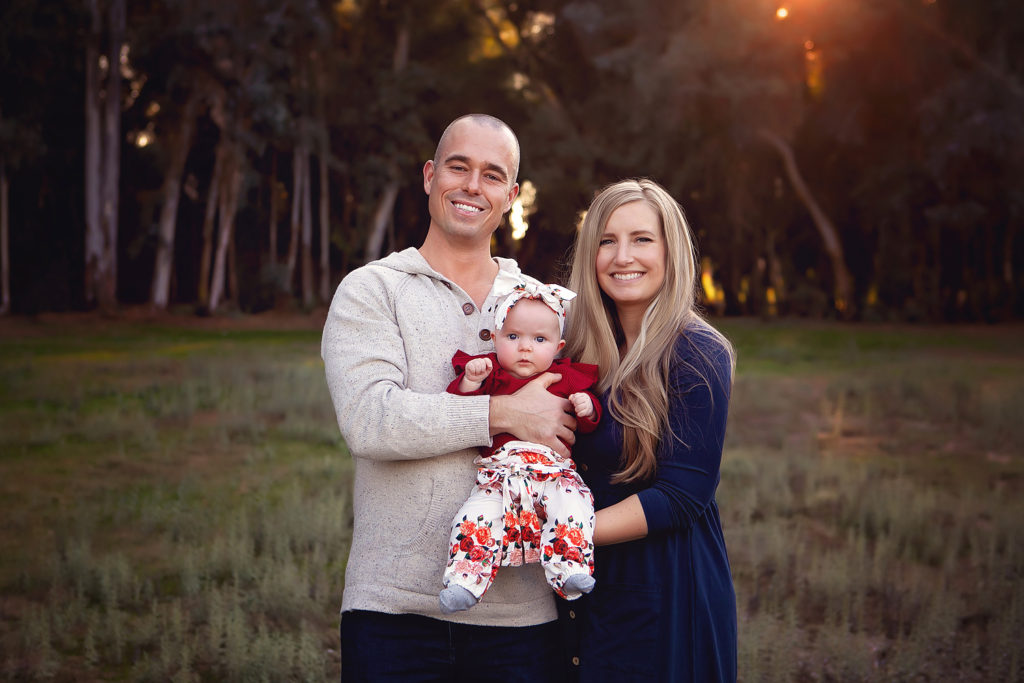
[580,464,588,472]
[568,609,576,619]
[462,302,474,315]
[571,656,580,666]
[479,329,491,341]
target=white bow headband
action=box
[492,271,577,335]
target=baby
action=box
[439,279,600,614]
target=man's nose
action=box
[465,170,482,194]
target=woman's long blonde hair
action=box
[564,179,734,484]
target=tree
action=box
[84,0,125,311]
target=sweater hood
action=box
[371,247,526,283]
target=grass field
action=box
[0,313,1021,681]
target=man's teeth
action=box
[613,273,643,280]
[453,202,483,213]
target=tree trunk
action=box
[83,0,103,308]
[0,156,9,314]
[301,147,314,308]
[98,0,125,311]
[363,22,409,264]
[198,139,227,308]
[285,143,306,287]
[269,150,278,265]
[150,92,200,309]
[208,148,242,312]
[318,134,330,303]
[758,128,855,316]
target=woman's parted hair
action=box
[564,178,734,484]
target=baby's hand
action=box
[568,392,594,419]
[464,357,493,383]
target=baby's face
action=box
[493,299,565,379]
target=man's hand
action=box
[568,392,594,419]
[489,372,576,458]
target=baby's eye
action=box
[507,333,518,340]
[535,336,547,343]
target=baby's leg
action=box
[538,474,596,600]
[440,484,504,614]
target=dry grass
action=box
[0,314,1021,681]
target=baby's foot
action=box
[563,574,595,596]
[439,585,478,614]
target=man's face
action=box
[493,299,565,379]
[422,120,520,245]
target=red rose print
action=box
[567,528,585,546]
[459,520,477,536]
[459,536,475,552]
[469,545,488,562]
[552,538,568,556]
[564,548,583,564]
[554,523,568,539]
[475,527,492,545]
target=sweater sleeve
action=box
[636,331,733,535]
[321,268,492,461]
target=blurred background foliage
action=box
[0,0,1021,320]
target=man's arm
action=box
[322,269,491,460]
[488,373,576,458]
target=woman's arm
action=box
[593,332,732,542]
[594,494,648,545]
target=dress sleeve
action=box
[321,269,491,461]
[635,332,732,535]
[447,350,491,396]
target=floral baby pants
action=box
[442,440,595,601]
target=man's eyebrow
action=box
[443,154,509,180]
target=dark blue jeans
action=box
[340,609,572,682]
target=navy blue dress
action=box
[574,329,737,682]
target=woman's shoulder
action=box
[672,321,734,380]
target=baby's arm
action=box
[569,390,602,434]
[458,357,494,393]
[568,392,595,419]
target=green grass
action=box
[0,316,1021,681]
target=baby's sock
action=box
[563,573,595,596]
[439,585,478,614]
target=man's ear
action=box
[423,160,435,195]
[504,182,520,213]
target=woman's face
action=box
[594,200,667,313]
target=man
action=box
[322,114,578,680]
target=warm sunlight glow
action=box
[776,7,789,20]
[509,180,537,241]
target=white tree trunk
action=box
[301,147,314,308]
[0,157,9,315]
[318,137,330,303]
[98,0,125,310]
[363,22,409,264]
[758,128,855,315]
[84,0,103,307]
[208,151,242,312]
[285,142,306,287]
[198,138,226,308]
[364,179,399,263]
[150,94,199,309]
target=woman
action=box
[564,178,737,682]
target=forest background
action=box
[1,0,1021,321]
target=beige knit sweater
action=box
[322,247,556,626]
